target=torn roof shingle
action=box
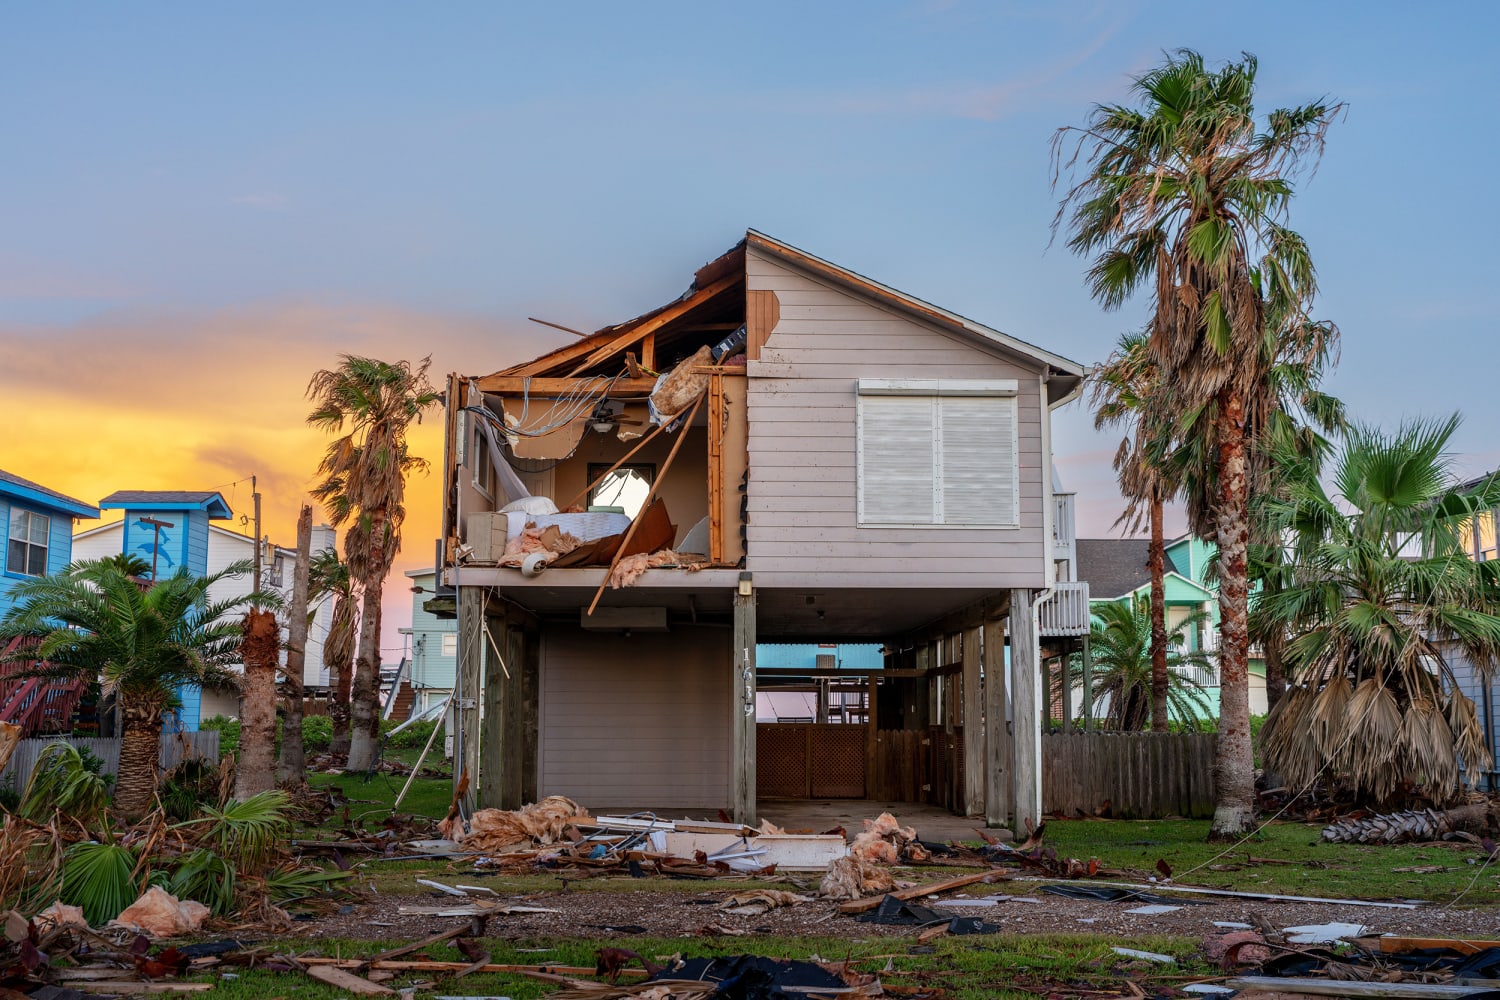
[0,469,99,518]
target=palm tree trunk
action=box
[346,580,384,771]
[278,506,313,787]
[115,699,163,820]
[1210,392,1256,840]
[1263,631,1286,714]
[1149,490,1169,732]
[236,608,280,800]
[329,655,352,758]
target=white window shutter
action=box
[859,395,937,524]
[939,396,1017,526]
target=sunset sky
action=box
[3,3,1497,657]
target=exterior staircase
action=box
[0,636,87,736]
[387,680,416,721]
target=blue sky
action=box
[2,1,1497,594]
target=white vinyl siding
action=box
[857,382,1018,528]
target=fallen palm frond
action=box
[194,790,292,869]
[60,841,140,926]
[19,742,111,825]
[0,814,63,917]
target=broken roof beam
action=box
[564,272,744,377]
[471,376,659,395]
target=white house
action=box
[73,517,339,725]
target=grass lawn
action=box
[1043,816,1500,904]
[191,933,1215,1000]
[294,766,1500,904]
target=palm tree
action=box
[307,356,439,770]
[308,547,355,757]
[1256,417,1500,806]
[0,559,262,819]
[1091,331,1176,731]
[1073,599,1213,731]
[1054,50,1343,837]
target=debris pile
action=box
[849,813,930,864]
[440,795,591,852]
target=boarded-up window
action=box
[856,379,1019,528]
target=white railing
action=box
[1038,580,1091,637]
[1053,493,1077,563]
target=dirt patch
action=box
[300,886,1500,943]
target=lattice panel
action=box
[756,724,809,798]
[810,725,867,798]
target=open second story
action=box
[441,230,1084,596]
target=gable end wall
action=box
[744,246,1048,590]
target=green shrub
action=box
[381,717,443,750]
[199,716,240,754]
[159,757,226,822]
[301,714,333,752]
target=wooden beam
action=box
[455,587,484,810]
[641,331,656,371]
[708,373,724,564]
[528,316,591,337]
[837,870,1006,914]
[1010,590,1040,835]
[732,582,757,826]
[521,624,540,804]
[478,607,507,809]
[566,272,744,377]
[500,622,526,809]
[962,627,983,817]
[983,618,1010,827]
[472,375,659,395]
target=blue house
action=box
[95,490,235,731]
[1,469,100,617]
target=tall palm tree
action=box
[1074,599,1214,731]
[307,356,439,770]
[0,559,261,819]
[1256,417,1500,806]
[1091,331,1176,732]
[308,547,356,757]
[1055,50,1342,837]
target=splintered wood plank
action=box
[837,870,1006,914]
[306,965,397,994]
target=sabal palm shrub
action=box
[1257,417,1500,805]
[1074,599,1214,730]
[0,558,265,819]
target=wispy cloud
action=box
[735,8,1131,122]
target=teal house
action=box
[96,490,235,730]
[1076,534,1268,718]
[0,469,99,617]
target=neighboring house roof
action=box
[99,491,233,519]
[0,469,99,519]
[1076,538,1210,601]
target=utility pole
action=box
[139,517,175,580]
[252,475,263,593]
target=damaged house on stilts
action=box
[437,231,1086,833]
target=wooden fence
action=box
[1042,732,1217,819]
[0,731,222,791]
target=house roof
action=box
[0,469,99,519]
[744,230,1085,393]
[1076,538,1200,600]
[99,491,233,519]
[483,231,1085,401]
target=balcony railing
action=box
[1038,581,1091,637]
[1053,493,1077,562]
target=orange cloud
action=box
[1,299,563,658]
